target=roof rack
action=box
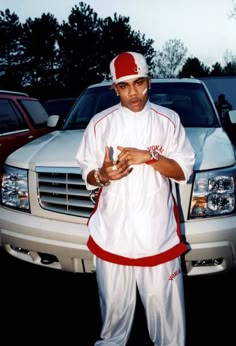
[0,90,28,96]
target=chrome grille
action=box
[36,167,94,218]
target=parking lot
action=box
[1,247,235,345]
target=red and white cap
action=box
[110,51,149,84]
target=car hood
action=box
[6,130,85,169]
[6,127,235,170]
[186,127,235,170]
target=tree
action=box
[21,13,60,98]
[179,57,210,77]
[0,9,24,89]
[154,39,187,78]
[58,2,102,95]
[210,62,223,76]
[229,0,236,19]
[223,49,236,66]
[223,61,236,75]
[58,2,156,94]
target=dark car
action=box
[43,97,77,126]
[0,90,53,173]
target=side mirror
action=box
[47,115,60,127]
[228,110,236,124]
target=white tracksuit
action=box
[76,100,195,345]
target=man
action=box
[215,93,232,125]
[76,51,195,345]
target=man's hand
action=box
[99,146,131,181]
[117,146,150,165]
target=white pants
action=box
[94,257,185,346]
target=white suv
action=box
[1,78,236,276]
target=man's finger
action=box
[104,146,111,165]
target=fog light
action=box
[192,258,222,267]
[10,245,30,255]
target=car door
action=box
[0,99,34,168]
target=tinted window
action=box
[43,98,77,117]
[20,100,48,127]
[0,99,27,134]
[64,81,219,130]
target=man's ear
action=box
[115,87,119,96]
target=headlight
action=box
[190,166,236,218]
[1,165,29,211]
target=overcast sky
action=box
[2,0,236,66]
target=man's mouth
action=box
[130,98,140,105]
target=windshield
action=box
[64,81,219,130]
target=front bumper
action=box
[0,206,236,275]
[183,215,236,275]
[0,206,94,273]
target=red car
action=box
[0,90,54,173]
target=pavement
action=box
[1,247,236,345]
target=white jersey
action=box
[76,100,195,266]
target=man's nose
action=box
[129,85,138,95]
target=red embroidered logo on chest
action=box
[147,144,164,154]
[168,268,182,281]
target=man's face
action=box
[114,77,150,112]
